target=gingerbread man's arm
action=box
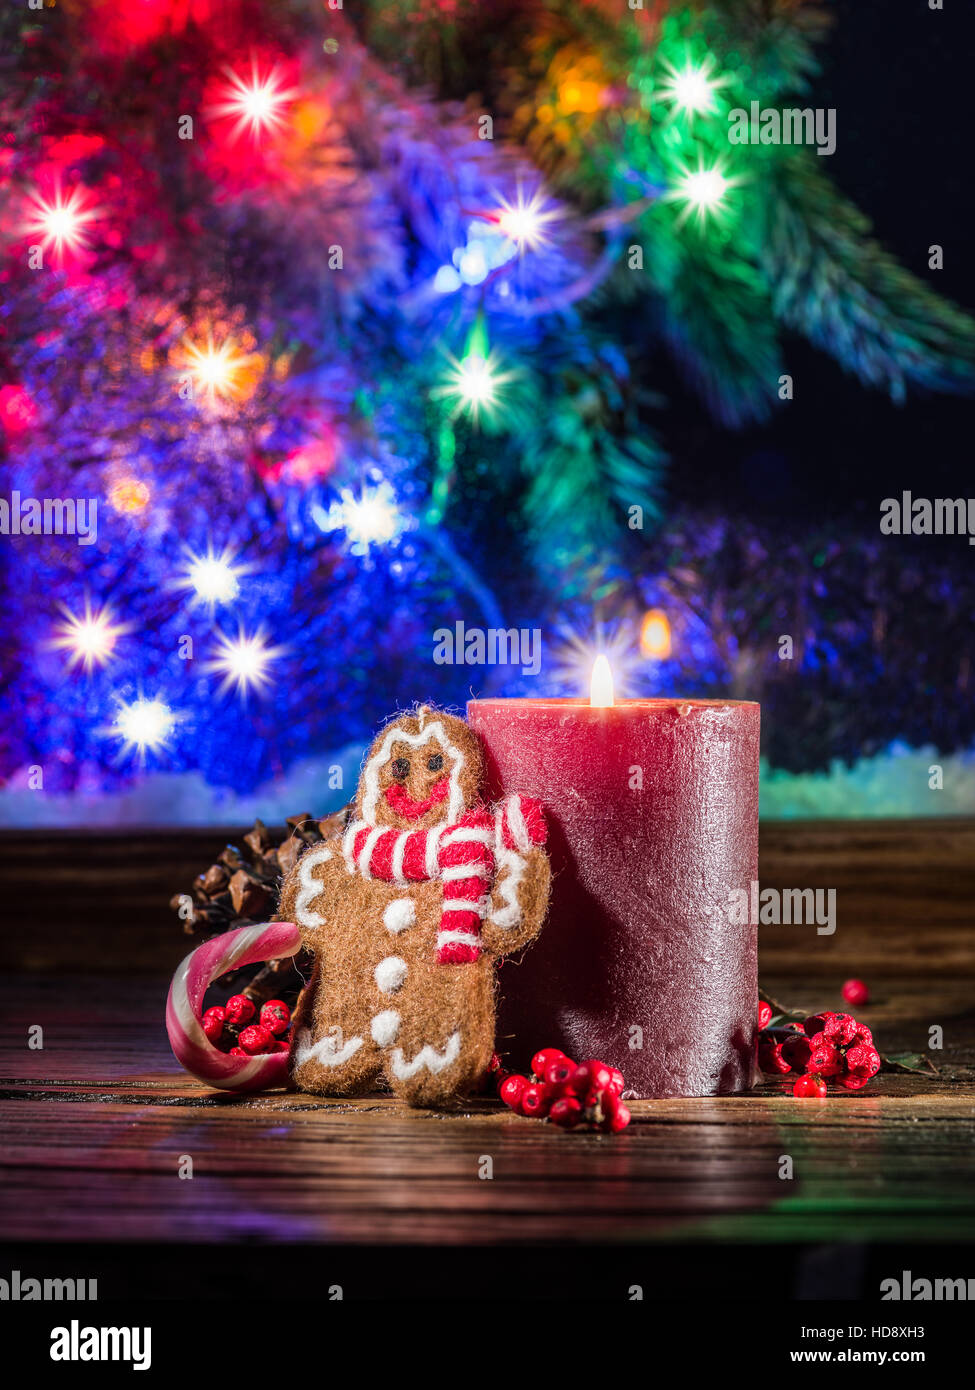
[480,794,550,957]
[278,835,347,952]
[481,844,551,958]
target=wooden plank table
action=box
[1,972,972,1250]
[1,822,972,1299]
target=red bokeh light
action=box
[0,386,38,437]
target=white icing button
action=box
[370,1010,401,1047]
[383,898,415,934]
[374,956,408,994]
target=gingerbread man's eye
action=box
[391,758,410,780]
[427,753,444,772]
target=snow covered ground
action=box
[0,742,972,827]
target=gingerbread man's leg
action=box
[281,841,386,1096]
[380,961,495,1109]
[291,958,386,1096]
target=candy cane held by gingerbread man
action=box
[278,706,550,1108]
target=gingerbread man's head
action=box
[357,706,483,832]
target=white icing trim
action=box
[295,845,333,929]
[488,803,526,930]
[504,794,532,852]
[440,862,490,881]
[390,1031,462,1080]
[294,1027,363,1069]
[361,720,466,827]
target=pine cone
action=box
[174,810,350,936]
[172,806,353,1011]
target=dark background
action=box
[666,0,974,524]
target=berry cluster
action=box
[495,1048,631,1133]
[759,1008,881,1097]
[202,995,292,1057]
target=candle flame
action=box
[590,654,614,707]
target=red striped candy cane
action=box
[166,921,302,1092]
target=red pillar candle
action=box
[468,690,760,1098]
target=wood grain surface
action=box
[1,823,972,1258]
[0,973,972,1248]
[3,819,973,975]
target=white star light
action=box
[314,483,403,554]
[670,159,739,225]
[113,698,177,761]
[24,186,98,258]
[657,55,728,116]
[454,356,497,407]
[436,350,518,424]
[494,189,558,253]
[176,544,248,611]
[206,626,285,698]
[682,167,729,208]
[180,332,253,403]
[210,61,296,141]
[52,599,131,672]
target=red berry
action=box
[807,1038,843,1077]
[793,1074,827,1099]
[607,1066,625,1096]
[606,1104,631,1134]
[544,1057,576,1093]
[844,1042,881,1083]
[803,1011,841,1039]
[569,1060,613,1095]
[758,1001,773,1030]
[224,994,256,1025]
[228,1046,247,1057]
[500,1074,528,1110]
[839,1074,870,1090]
[531,1047,568,1079]
[487,1051,505,1074]
[842,979,870,1007]
[520,1082,553,1118]
[825,1013,859,1046]
[202,1006,225,1043]
[780,1031,812,1073]
[237,1024,273,1055]
[259,1000,291,1036]
[549,1097,583,1129]
[758,1038,793,1075]
[273,1040,290,1053]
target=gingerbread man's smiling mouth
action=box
[384,777,450,820]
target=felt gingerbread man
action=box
[278,706,550,1107]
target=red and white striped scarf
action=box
[343,794,546,963]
